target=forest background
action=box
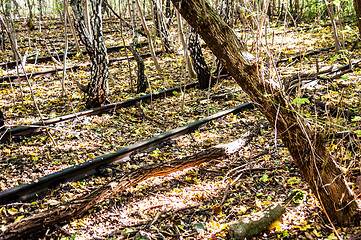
[0,0,361,239]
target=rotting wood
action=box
[284,58,361,93]
[283,66,333,92]
[229,204,286,239]
[0,127,259,240]
[228,190,306,239]
[0,102,254,204]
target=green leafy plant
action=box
[291,98,310,105]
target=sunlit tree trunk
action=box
[82,0,91,39]
[37,0,43,26]
[171,0,359,225]
[71,0,109,108]
[64,0,81,54]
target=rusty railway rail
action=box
[0,102,254,204]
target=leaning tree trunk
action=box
[71,0,109,108]
[171,0,359,225]
[188,27,211,89]
[354,0,361,38]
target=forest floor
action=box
[0,18,361,239]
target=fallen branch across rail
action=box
[0,126,259,240]
[0,102,254,203]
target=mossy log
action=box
[228,204,286,239]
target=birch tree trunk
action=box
[171,0,359,225]
[71,0,109,108]
[176,9,196,78]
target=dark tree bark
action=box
[0,19,5,51]
[354,0,361,38]
[130,0,146,93]
[0,110,5,127]
[188,28,211,89]
[172,0,359,225]
[153,1,161,38]
[71,0,109,108]
[129,43,146,93]
[37,0,43,22]
[26,0,35,31]
[165,0,172,18]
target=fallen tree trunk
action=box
[229,203,286,239]
[0,127,259,239]
[171,0,359,225]
[229,190,306,239]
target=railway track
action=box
[0,81,198,142]
[2,45,355,142]
[0,49,161,83]
[0,102,254,204]
[0,42,149,70]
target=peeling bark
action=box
[71,0,109,108]
[171,0,359,225]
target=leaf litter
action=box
[0,19,360,239]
